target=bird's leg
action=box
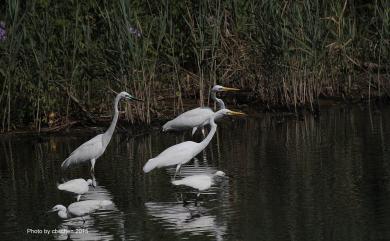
[174,164,182,180]
[77,195,81,202]
[90,158,96,174]
[91,173,97,188]
[194,192,201,206]
[202,127,206,138]
[81,216,86,225]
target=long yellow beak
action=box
[221,86,240,91]
[227,110,246,116]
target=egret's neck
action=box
[104,95,121,146]
[195,118,217,154]
[58,207,69,219]
[211,91,225,109]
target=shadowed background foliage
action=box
[0,0,389,131]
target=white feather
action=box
[163,107,213,132]
[172,174,214,191]
[143,141,199,173]
[57,178,90,195]
[67,200,113,217]
[61,134,105,169]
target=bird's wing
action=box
[68,200,112,216]
[61,134,104,170]
[172,175,212,190]
[57,179,88,194]
[143,141,198,173]
[163,108,214,131]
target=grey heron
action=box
[57,178,93,201]
[61,91,141,173]
[143,109,245,178]
[162,85,239,135]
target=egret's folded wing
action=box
[68,200,112,216]
[61,135,103,170]
[163,108,214,130]
[143,141,197,172]
[57,179,88,194]
[172,175,211,190]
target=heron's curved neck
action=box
[104,95,121,143]
[195,118,217,153]
[211,91,225,109]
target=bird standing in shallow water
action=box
[61,91,142,173]
[57,178,93,201]
[162,85,239,135]
[50,200,113,222]
[172,171,226,206]
[143,109,245,179]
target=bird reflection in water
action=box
[145,201,227,239]
[51,177,126,241]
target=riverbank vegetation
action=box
[0,0,389,132]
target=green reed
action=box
[0,0,388,131]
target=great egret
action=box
[172,171,226,205]
[162,85,239,135]
[143,109,245,178]
[61,91,142,173]
[57,178,93,201]
[50,200,113,221]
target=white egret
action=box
[143,109,245,178]
[50,200,113,221]
[57,178,93,201]
[172,171,226,205]
[162,85,239,135]
[61,91,142,173]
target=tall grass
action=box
[0,0,389,132]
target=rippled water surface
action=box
[1,106,390,241]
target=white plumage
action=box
[162,85,239,134]
[57,178,93,201]
[50,200,113,219]
[172,171,226,192]
[143,141,201,173]
[172,175,214,191]
[162,107,214,134]
[60,91,141,173]
[61,135,105,170]
[144,109,245,178]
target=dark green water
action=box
[1,105,390,241]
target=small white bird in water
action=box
[57,178,93,201]
[172,171,226,205]
[61,91,142,173]
[50,200,113,220]
[162,85,239,135]
[143,109,245,178]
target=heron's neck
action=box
[104,95,120,144]
[195,118,217,154]
[211,91,225,109]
